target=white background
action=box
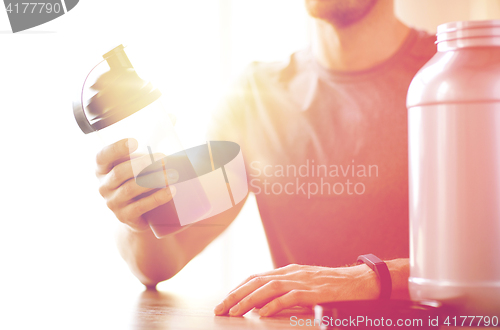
[0,1,499,329]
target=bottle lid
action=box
[73,44,162,134]
[436,19,500,51]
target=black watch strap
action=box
[357,254,392,299]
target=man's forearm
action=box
[115,224,188,288]
[115,194,248,288]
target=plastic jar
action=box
[407,20,500,314]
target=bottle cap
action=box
[73,44,162,134]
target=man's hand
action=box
[95,138,175,232]
[214,263,380,317]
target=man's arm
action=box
[115,195,248,288]
[96,137,248,288]
[214,258,410,317]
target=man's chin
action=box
[304,0,378,28]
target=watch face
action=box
[358,254,383,267]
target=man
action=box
[95,0,436,317]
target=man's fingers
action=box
[116,187,176,229]
[96,138,138,175]
[259,290,313,317]
[102,153,168,191]
[105,179,155,210]
[215,274,290,316]
[228,280,303,317]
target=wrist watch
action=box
[357,254,392,299]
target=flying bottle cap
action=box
[73,44,162,134]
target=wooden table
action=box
[2,286,488,330]
[133,289,313,329]
[6,284,486,330]
[3,286,487,329]
[131,289,485,330]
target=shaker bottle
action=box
[73,44,211,238]
[407,20,500,314]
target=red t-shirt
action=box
[208,28,436,268]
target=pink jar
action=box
[407,20,500,315]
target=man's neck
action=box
[311,1,410,71]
